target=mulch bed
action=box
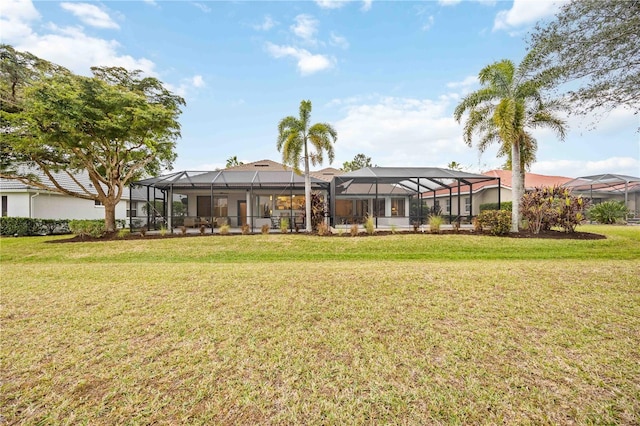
[47,229,606,243]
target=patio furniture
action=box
[270,216,280,229]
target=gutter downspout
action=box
[30,192,40,218]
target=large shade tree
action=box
[454,59,567,232]
[526,0,640,117]
[277,100,337,232]
[1,45,184,232]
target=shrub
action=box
[472,217,483,233]
[588,201,629,224]
[40,219,69,235]
[69,220,105,238]
[219,224,231,235]
[159,226,168,237]
[479,201,512,212]
[429,215,443,233]
[317,221,331,236]
[261,224,270,234]
[0,217,42,236]
[520,186,590,233]
[241,223,251,235]
[477,210,511,236]
[350,223,359,237]
[280,218,289,234]
[117,228,130,239]
[364,215,375,235]
[390,224,397,234]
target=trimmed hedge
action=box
[0,217,71,236]
[479,201,512,212]
[0,217,41,236]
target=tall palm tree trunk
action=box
[511,139,522,232]
[303,145,312,233]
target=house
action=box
[421,169,640,218]
[0,168,152,223]
[421,169,574,217]
[134,161,503,229]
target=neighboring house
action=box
[422,169,574,217]
[422,169,640,218]
[0,169,147,222]
[564,174,640,217]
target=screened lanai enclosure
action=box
[132,166,501,231]
[132,169,330,231]
[330,167,501,227]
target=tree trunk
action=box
[304,149,312,233]
[511,138,522,233]
[104,200,117,233]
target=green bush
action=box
[588,201,629,224]
[69,220,105,238]
[477,210,512,235]
[428,215,443,233]
[479,201,512,212]
[364,215,375,235]
[0,217,42,236]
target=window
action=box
[464,197,471,213]
[126,205,137,217]
[445,198,451,213]
[391,198,405,216]
[94,200,103,206]
[1,196,7,217]
[213,197,228,217]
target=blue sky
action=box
[2,0,639,177]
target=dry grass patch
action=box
[2,260,639,424]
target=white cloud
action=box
[191,75,205,88]
[493,0,563,32]
[439,0,461,5]
[361,0,373,12]
[60,2,119,29]
[330,32,349,49]
[167,74,206,98]
[190,2,211,13]
[446,75,478,89]
[2,0,155,76]
[253,15,277,31]
[332,96,469,167]
[315,0,348,10]
[142,0,157,5]
[422,15,435,31]
[265,42,334,75]
[531,157,640,178]
[290,14,319,43]
[0,0,41,39]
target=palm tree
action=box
[225,156,243,168]
[277,100,337,232]
[454,59,567,232]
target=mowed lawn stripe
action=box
[2,260,639,424]
[1,225,639,263]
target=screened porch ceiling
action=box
[332,167,500,195]
[134,169,329,190]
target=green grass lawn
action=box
[1,225,639,424]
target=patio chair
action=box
[271,217,280,229]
